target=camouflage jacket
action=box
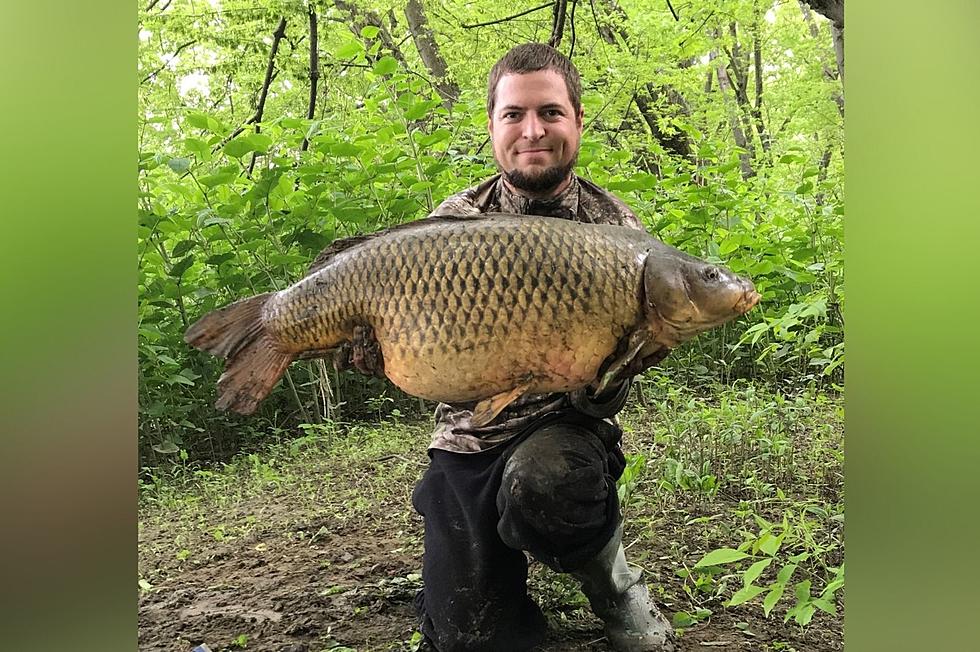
[427,173,646,453]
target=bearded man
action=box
[345,43,676,652]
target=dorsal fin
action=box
[307,214,488,274]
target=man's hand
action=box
[333,324,386,378]
[568,347,671,418]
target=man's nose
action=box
[522,113,545,140]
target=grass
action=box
[139,375,843,650]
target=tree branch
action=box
[140,39,196,84]
[406,0,459,109]
[665,0,679,21]
[246,17,287,173]
[461,2,553,29]
[568,0,578,58]
[548,0,569,48]
[301,4,319,153]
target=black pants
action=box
[411,411,627,652]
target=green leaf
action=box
[719,236,740,255]
[671,611,697,628]
[223,137,255,158]
[373,55,398,76]
[199,171,239,188]
[743,558,773,586]
[793,604,816,626]
[360,25,380,39]
[168,255,195,279]
[728,584,766,607]
[247,132,273,153]
[694,548,750,568]
[336,40,364,59]
[206,252,235,266]
[138,579,153,592]
[776,563,798,585]
[794,579,812,602]
[763,585,784,617]
[171,239,195,258]
[759,532,784,556]
[183,137,210,157]
[185,112,210,130]
[167,157,191,174]
[152,441,180,454]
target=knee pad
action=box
[498,424,612,537]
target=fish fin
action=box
[470,377,535,428]
[307,215,488,274]
[184,293,294,414]
[594,329,652,396]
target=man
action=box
[346,43,675,652]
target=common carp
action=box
[185,213,760,425]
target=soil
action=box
[139,438,842,652]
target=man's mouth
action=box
[518,148,551,154]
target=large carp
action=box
[186,213,760,425]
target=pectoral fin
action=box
[594,329,653,396]
[471,376,535,427]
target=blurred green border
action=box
[847,1,980,650]
[2,2,979,650]
[0,2,135,650]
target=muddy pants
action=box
[411,412,627,652]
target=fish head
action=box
[642,252,761,347]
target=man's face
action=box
[488,69,584,196]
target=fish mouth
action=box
[734,289,762,314]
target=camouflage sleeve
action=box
[430,188,483,217]
[576,176,645,231]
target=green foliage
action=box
[138,0,843,462]
[689,508,844,626]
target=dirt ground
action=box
[139,444,842,652]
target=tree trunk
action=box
[335,0,407,66]
[802,0,843,29]
[596,0,696,164]
[799,1,844,114]
[751,12,772,154]
[712,50,755,179]
[405,0,459,109]
[724,23,760,162]
[301,3,319,152]
[831,24,844,84]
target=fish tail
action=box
[184,292,294,414]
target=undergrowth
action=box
[140,377,843,646]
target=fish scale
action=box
[185,213,759,417]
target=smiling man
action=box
[386,44,678,652]
[340,43,675,651]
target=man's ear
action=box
[576,108,584,132]
[487,114,494,137]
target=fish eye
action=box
[703,267,720,282]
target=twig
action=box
[461,2,553,29]
[140,39,196,84]
[666,0,679,21]
[247,17,287,174]
[568,0,578,58]
[679,9,715,47]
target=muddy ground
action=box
[139,415,842,652]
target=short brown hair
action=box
[486,43,582,116]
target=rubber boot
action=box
[571,525,676,652]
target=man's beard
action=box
[502,153,578,195]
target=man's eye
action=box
[503,112,520,120]
[545,110,563,118]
